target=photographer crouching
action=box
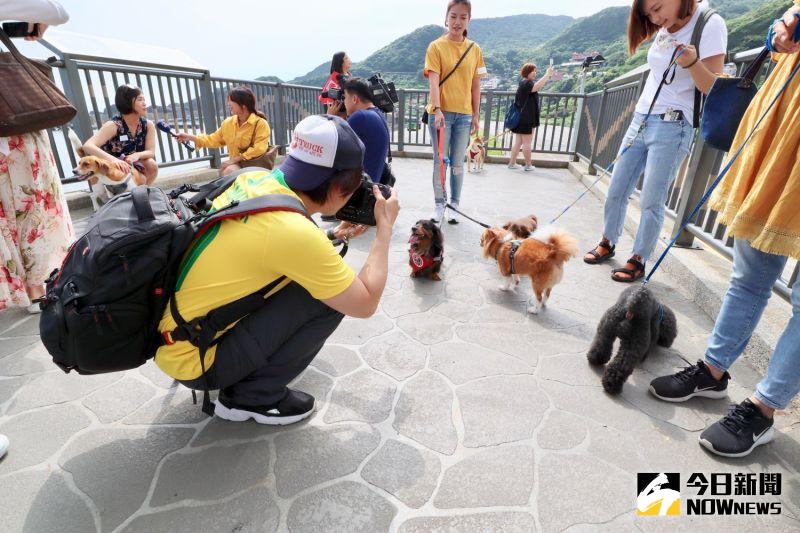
[156,115,399,425]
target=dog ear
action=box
[97,161,111,174]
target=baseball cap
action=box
[279,115,365,191]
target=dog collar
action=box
[104,174,132,196]
[495,240,522,274]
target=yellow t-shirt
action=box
[155,169,355,380]
[194,113,271,160]
[424,36,487,115]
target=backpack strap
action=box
[166,193,312,416]
[184,166,272,211]
[691,7,719,128]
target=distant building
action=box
[481,75,499,90]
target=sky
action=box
[52,0,632,81]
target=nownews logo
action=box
[637,472,782,517]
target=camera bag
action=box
[39,168,310,415]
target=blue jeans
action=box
[603,112,693,260]
[705,240,800,410]
[429,112,472,205]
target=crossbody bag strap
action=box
[691,8,718,127]
[438,42,476,87]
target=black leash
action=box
[445,202,491,228]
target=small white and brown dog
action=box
[466,136,486,173]
[69,130,146,209]
[481,225,579,314]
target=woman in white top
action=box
[1,0,74,312]
[583,0,727,282]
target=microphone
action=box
[156,120,195,152]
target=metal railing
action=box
[31,42,796,298]
[575,48,797,301]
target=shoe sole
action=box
[213,399,315,426]
[699,427,775,458]
[648,386,728,402]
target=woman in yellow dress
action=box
[649,2,800,458]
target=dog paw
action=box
[526,304,541,315]
[601,369,625,395]
[586,348,609,366]
[432,273,442,281]
[498,283,512,291]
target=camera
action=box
[367,74,398,113]
[335,174,392,226]
[323,87,344,102]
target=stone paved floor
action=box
[1,158,799,532]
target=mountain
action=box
[280,0,779,91]
[255,75,283,83]
[288,15,574,87]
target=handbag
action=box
[701,47,771,152]
[422,42,475,125]
[0,29,77,136]
[702,15,800,151]
[241,117,278,170]
[504,88,530,130]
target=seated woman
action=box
[177,86,271,176]
[82,85,158,184]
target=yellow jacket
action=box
[195,113,271,160]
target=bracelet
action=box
[683,57,699,69]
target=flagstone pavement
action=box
[1,158,799,532]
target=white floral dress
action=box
[0,131,74,310]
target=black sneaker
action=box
[214,389,315,425]
[649,360,729,402]
[699,399,775,457]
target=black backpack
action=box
[39,168,314,414]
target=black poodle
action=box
[587,285,678,394]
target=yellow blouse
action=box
[195,113,271,160]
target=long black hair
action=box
[228,86,267,120]
[330,51,347,74]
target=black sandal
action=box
[584,241,616,265]
[611,258,646,283]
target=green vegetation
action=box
[278,0,786,92]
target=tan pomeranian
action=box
[481,225,579,314]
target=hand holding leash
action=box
[769,10,800,54]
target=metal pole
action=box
[568,68,587,155]
[273,83,289,149]
[670,135,723,247]
[58,54,93,142]
[197,71,221,168]
[587,87,608,175]
[482,90,493,140]
[397,89,406,152]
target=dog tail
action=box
[542,227,579,262]
[68,128,85,158]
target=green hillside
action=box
[282,0,782,92]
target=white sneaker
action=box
[508,163,521,169]
[524,165,536,172]
[432,204,445,222]
[0,434,8,459]
[448,203,459,224]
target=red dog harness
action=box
[408,234,442,273]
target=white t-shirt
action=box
[635,3,727,119]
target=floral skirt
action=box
[0,131,74,310]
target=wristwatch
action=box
[428,104,441,114]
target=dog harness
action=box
[408,235,442,273]
[496,239,522,275]
[104,174,132,196]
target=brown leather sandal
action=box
[584,240,616,265]
[611,257,646,283]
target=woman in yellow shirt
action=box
[177,86,271,176]
[424,0,487,223]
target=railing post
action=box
[587,87,608,175]
[482,90,493,140]
[670,135,723,247]
[569,94,584,158]
[198,71,221,168]
[397,89,405,152]
[273,83,289,149]
[58,54,93,142]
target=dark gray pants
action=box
[181,282,344,406]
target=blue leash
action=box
[644,54,800,285]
